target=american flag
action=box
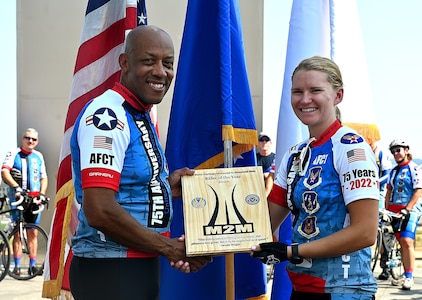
[42,1,147,298]
[93,135,113,150]
[347,148,367,163]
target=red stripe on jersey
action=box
[268,184,288,208]
[81,167,120,191]
[126,232,170,258]
[288,270,326,293]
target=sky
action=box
[2,1,422,158]
[266,0,422,159]
[356,0,422,159]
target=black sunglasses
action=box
[259,138,270,142]
[24,136,38,142]
[390,148,402,155]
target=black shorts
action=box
[291,290,375,300]
[70,256,160,300]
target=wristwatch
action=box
[290,243,303,264]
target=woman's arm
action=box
[296,198,378,259]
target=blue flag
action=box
[160,0,267,299]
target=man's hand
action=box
[34,193,46,205]
[168,167,195,198]
[399,208,409,217]
[251,242,288,265]
[167,235,212,273]
[14,187,23,199]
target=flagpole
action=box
[224,140,235,300]
[220,0,236,296]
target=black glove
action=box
[252,242,288,265]
[35,193,46,204]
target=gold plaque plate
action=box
[181,166,272,256]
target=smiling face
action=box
[390,146,409,164]
[119,26,175,106]
[291,69,343,138]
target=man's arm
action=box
[40,177,48,195]
[264,172,274,197]
[406,188,422,211]
[83,169,211,273]
[1,169,19,188]
[385,188,391,209]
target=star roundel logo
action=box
[92,107,118,131]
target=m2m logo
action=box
[203,185,254,236]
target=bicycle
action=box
[371,208,405,281]
[0,221,11,282]
[0,190,49,280]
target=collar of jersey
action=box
[112,82,153,112]
[20,147,32,155]
[397,160,411,167]
[311,120,342,147]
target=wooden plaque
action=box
[181,166,272,256]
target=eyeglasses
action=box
[299,137,315,176]
[259,138,270,142]
[24,136,38,142]
[390,148,402,154]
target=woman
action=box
[251,56,379,299]
[385,139,422,290]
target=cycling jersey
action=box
[270,120,378,295]
[387,161,422,213]
[70,82,172,258]
[386,160,422,239]
[2,147,47,224]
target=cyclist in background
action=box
[368,139,393,280]
[1,128,48,276]
[385,139,422,290]
[368,139,393,209]
[256,132,276,196]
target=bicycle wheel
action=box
[7,223,48,280]
[370,229,381,272]
[0,230,11,282]
[389,238,403,280]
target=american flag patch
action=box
[93,136,112,150]
[347,148,366,163]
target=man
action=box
[69,25,211,300]
[1,128,48,276]
[368,139,393,209]
[368,139,393,280]
[256,132,275,196]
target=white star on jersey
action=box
[96,109,116,129]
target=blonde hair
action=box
[292,56,343,90]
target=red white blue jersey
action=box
[70,83,171,258]
[270,121,379,295]
[387,161,422,214]
[2,147,47,194]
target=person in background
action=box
[368,139,393,210]
[335,106,342,123]
[251,56,379,299]
[1,128,48,276]
[256,132,276,196]
[367,138,393,280]
[385,139,422,290]
[69,25,211,300]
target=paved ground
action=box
[373,254,422,300]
